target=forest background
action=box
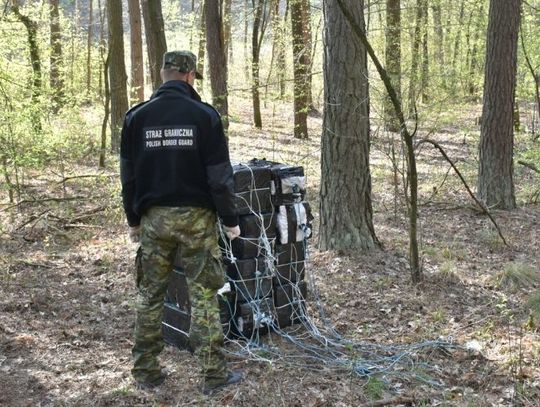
[1,0,540,405]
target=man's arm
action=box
[202,115,239,228]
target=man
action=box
[120,50,243,394]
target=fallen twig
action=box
[63,224,105,230]
[417,138,509,247]
[518,160,540,174]
[56,173,117,184]
[359,394,433,407]
[1,196,93,212]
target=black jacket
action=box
[120,80,238,227]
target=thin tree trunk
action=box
[205,0,229,129]
[520,27,540,125]
[384,0,401,132]
[291,0,309,138]
[86,0,93,99]
[244,0,250,82]
[98,0,105,98]
[141,0,167,91]
[420,0,428,103]
[407,0,422,114]
[223,0,232,66]
[128,0,144,103]
[11,2,42,131]
[50,0,64,110]
[450,0,465,96]
[100,50,110,168]
[431,0,445,89]
[197,0,206,91]
[190,0,196,49]
[107,0,129,153]
[252,0,264,128]
[299,0,314,112]
[11,3,42,104]
[467,3,484,96]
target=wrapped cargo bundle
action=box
[163,158,313,348]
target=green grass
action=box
[494,262,540,292]
[363,377,386,400]
[526,290,540,322]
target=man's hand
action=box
[223,225,240,240]
[129,226,141,243]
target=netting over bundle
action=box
[161,158,454,387]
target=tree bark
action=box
[252,0,266,129]
[420,0,428,103]
[291,0,309,138]
[141,0,167,91]
[244,0,250,81]
[86,0,93,99]
[450,0,465,96]
[11,2,42,105]
[98,0,105,98]
[223,0,233,65]
[319,0,377,251]
[197,0,206,91]
[431,0,445,89]
[205,0,229,129]
[49,0,64,110]
[407,0,423,114]
[107,0,129,153]
[384,0,401,132]
[299,0,314,112]
[334,0,421,282]
[477,0,521,210]
[467,3,484,96]
[128,0,145,103]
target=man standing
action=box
[120,50,242,393]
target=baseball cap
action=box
[162,50,203,79]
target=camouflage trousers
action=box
[132,206,228,384]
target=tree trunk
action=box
[205,0,229,129]
[197,0,206,91]
[98,0,105,98]
[299,0,314,112]
[270,0,288,98]
[86,0,93,99]
[319,0,377,251]
[450,0,465,96]
[467,3,484,96]
[141,0,167,91]
[223,0,232,65]
[335,0,421,282]
[128,0,145,104]
[407,0,422,114]
[384,0,401,132]
[420,0,428,103]
[431,0,445,89]
[477,0,521,210]
[107,0,129,153]
[244,0,250,82]
[291,0,309,138]
[100,50,111,168]
[252,0,265,128]
[11,3,42,105]
[49,0,64,110]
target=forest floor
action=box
[1,98,540,406]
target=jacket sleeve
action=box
[201,115,238,227]
[120,114,141,227]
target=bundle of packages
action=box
[162,159,313,348]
